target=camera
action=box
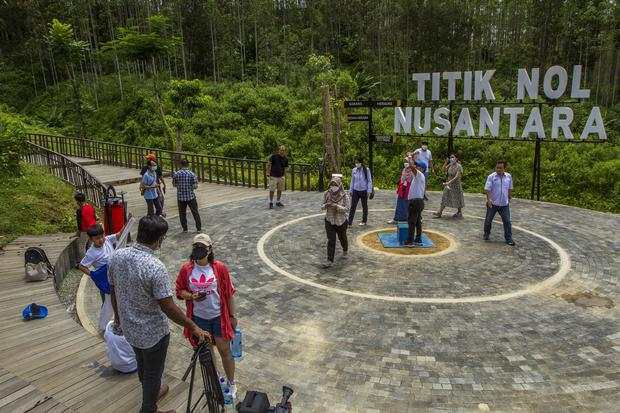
[269,386,294,413]
[237,385,294,413]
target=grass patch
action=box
[0,162,76,248]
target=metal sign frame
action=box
[345,99,609,201]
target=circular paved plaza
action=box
[93,190,619,412]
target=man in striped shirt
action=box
[172,159,202,233]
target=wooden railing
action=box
[23,142,108,208]
[27,133,322,191]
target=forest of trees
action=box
[0,1,618,211]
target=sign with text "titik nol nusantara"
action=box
[394,65,608,141]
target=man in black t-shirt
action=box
[266,145,289,209]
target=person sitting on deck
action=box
[104,320,137,374]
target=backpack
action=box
[24,247,54,282]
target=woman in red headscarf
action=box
[389,163,413,223]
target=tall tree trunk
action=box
[333,100,342,172]
[210,15,217,82]
[321,86,337,173]
[254,18,258,84]
[151,56,175,150]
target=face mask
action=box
[421,145,428,150]
[150,166,157,171]
[450,157,456,164]
[355,163,361,168]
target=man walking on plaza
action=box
[267,145,289,209]
[172,159,202,233]
[483,160,515,246]
[405,161,426,245]
[108,215,211,413]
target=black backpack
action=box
[24,247,54,282]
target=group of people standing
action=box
[320,142,516,265]
[76,210,239,413]
[140,154,202,233]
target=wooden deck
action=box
[0,234,192,412]
[0,157,265,411]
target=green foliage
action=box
[0,105,27,176]
[0,162,76,248]
[102,14,180,64]
[46,19,89,63]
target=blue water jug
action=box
[223,388,233,406]
[230,328,243,360]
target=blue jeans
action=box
[484,204,513,242]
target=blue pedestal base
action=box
[378,224,434,248]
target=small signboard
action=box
[374,135,393,143]
[347,114,370,121]
[344,100,399,108]
[374,100,399,107]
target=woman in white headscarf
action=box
[321,175,350,267]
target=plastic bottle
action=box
[230,328,243,360]
[223,388,233,406]
[219,376,228,392]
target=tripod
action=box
[182,342,225,413]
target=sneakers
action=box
[403,240,413,247]
[506,240,516,246]
[483,234,490,241]
[228,382,237,399]
[358,222,367,226]
[269,202,273,209]
[414,237,422,244]
[276,202,284,207]
[387,219,395,224]
[453,212,463,219]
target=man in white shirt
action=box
[405,161,426,246]
[414,142,432,200]
[483,160,515,246]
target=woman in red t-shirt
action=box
[175,234,238,398]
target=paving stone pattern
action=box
[131,191,618,412]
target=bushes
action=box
[0,163,76,247]
[0,105,27,176]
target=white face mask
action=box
[355,163,361,168]
[421,145,428,151]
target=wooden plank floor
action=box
[0,158,265,412]
[0,236,190,412]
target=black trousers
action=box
[348,190,368,225]
[178,198,202,231]
[325,219,348,262]
[407,199,425,242]
[146,198,162,216]
[132,334,170,413]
